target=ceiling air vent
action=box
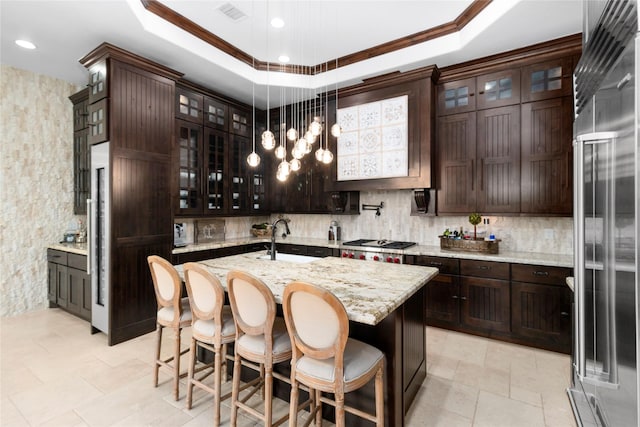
[218,3,248,21]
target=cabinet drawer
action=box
[460,259,509,280]
[414,256,460,275]
[307,246,329,257]
[511,264,571,286]
[47,249,68,264]
[68,253,87,270]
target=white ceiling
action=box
[0,0,583,108]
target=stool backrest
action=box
[283,281,348,361]
[183,262,224,323]
[227,270,275,337]
[148,255,184,327]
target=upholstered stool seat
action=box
[283,281,385,427]
[183,262,236,426]
[148,255,192,401]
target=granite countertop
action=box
[48,242,88,256]
[173,236,572,268]
[175,252,438,326]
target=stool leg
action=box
[335,391,345,427]
[186,337,197,409]
[264,366,273,427]
[375,366,384,427]
[314,389,323,426]
[153,324,162,388]
[230,352,242,427]
[289,378,299,427]
[213,344,222,427]
[173,327,181,401]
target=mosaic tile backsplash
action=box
[0,65,572,318]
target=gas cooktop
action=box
[342,239,417,250]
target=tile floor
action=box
[1,309,577,426]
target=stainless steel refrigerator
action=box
[570,0,639,425]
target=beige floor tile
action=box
[1,310,579,427]
[10,375,104,425]
[474,390,545,427]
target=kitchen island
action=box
[177,251,438,427]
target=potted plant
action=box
[468,213,482,240]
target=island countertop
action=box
[177,251,438,326]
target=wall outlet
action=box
[544,229,554,239]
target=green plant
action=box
[468,213,482,240]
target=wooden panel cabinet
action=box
[476,69,521,109]
[47,249,90,321]
[70,88,90,215]
[521,97,573,214]
[511,264,572,353]
[476,106,520,213]
[408,256,460,327]
[461,275,511,333]
[437,112,476,213]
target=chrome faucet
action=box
[270,218,290,260]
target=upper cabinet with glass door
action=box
[437,77,476,115]
[176,86,203,123]
[521,58,573,102]
[476,69,521,109]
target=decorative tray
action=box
[439,236,500,254]
[251,228,272,237]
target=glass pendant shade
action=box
[246,151,261,167]
[290,158,301,171]
[275,145,286,159]
[276,161,291,181]
[310,120,322,136]
[292,147,304,159]
[315,147,325,161]
[331,123,342,138]
[322,149,334,164]
[286,128,298,141]
[261,130,276,150]
[304,131,316,144]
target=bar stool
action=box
[227,270,293,427]
[147,255,192,401]
[183,262,236,425]
[282,281,385,427]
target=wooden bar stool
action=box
[282,281,385,427]
[227,270,293,427]
[147,255,192,401]
[183,262,236,425]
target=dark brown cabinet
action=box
[175,119,203,215]
[521,58,573,102]
[520,97,573,215]
[437,77,476,115]
[511,264,572,353]
[174,85,265,216]
[87,98,108,145]
[476,69,521,109]
[438,105,520,213]
[459,259,511,333]
[436,112,476,213]
[70,88,90,215]
[408,255,460,327]
[476,106,520,213]
[47,249,90,321]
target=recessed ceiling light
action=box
[278,55,290,63]
[270,17,284,28]
[15,39,36,50]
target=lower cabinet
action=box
[47,249,91,321]
[406,254,572,353]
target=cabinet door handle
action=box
[561,311,570,317]
[452,295,459,299]
[532,271,549,276]
[459,296,468,301]
[469,93,475,97]
[478,265,490,270]
[429,262,443,266]
[471,160,475,190]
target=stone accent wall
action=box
[0,65,80,317]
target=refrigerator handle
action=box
[573,137,586,380]
[86,198,92,275]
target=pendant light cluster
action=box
[245,1,340,183]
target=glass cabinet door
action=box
[229,134,250,212]
[476,69,520,109]
[176,120,202,214]
[204,128,226,214]
[522,58,573,102]
[437,78,476,115]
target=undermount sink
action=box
[257,253,319,263]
